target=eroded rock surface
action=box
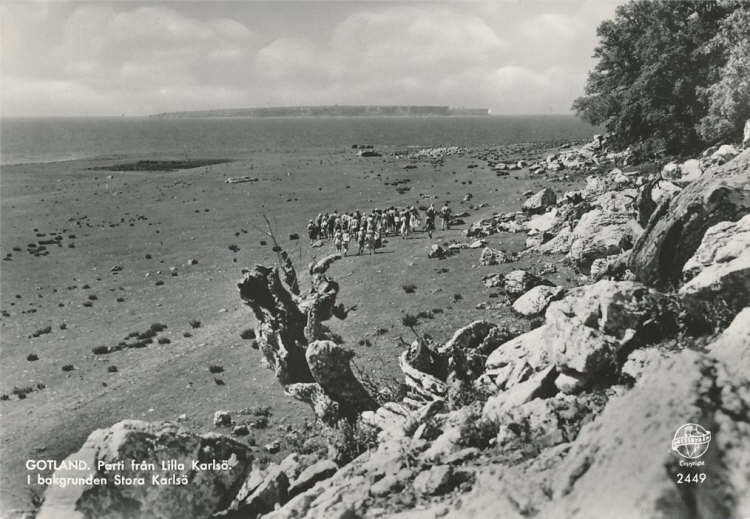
[37,421,251,519]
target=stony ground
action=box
[0,141,586,514]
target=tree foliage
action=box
[573,1,749,155]
[697,6,750,143]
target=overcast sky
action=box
[0,1,621,117]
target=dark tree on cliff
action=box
[573,0,746,156]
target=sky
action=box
[0,0,622,117]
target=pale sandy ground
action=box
[0,143,584,514]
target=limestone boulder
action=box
[482,366,558,421]
[543,280,678,384]
[512,285,566,316]
[680,214,750,323]
[629,149,750,287]
[37,420,251,519]
[712,143,740,163]
[527,209,559,233]
[680,158,703,181]
[568,209,643,273]
[483,325,552,391]
[493,393,606,456]
[522,188,557,214]
[551,349,750,519]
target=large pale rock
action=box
[629,149,750,287]
[527,209,559,233]
[568,209,642,273]
[504,270,553,299]
[512,285,566,316]
[230,464,289,517]
[744,119,750,147]
[425,345,750,519]
[535,227,573,255]
[680,158,703,181]
[493,393,606,456]
[37,421,251,519]
[483,326,552,391]
[522,188,557,214]
[543,280,677,383]
[551,349,750,519]
[712,144,740,163]
[679,214,750,318]
[482,366,558,421]
[708,307,750,379]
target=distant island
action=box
[150,105,489,118]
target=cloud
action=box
[0,1,621,116]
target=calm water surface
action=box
[0,115,599,165]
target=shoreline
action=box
[1,138,588,512]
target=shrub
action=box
[326,418,379,465]
[401,283,417,294]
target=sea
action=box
[0,115,599,166]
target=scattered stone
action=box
[265,440,281,453]
[527,209,558,233]
[413,465,458,496]
[511,285,566,316]
[427,244,445,259]
[213,410,232,427]
[232,425,249,436]
[522,188,556,214]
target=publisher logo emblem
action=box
[672,423,711,459]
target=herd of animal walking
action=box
[307,203,452,255]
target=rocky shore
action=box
[26,127,750,518]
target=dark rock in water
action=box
[629,149,750,287]
[36,420,251,519]
[289,233,299,241]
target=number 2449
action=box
[676,473,707,484]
